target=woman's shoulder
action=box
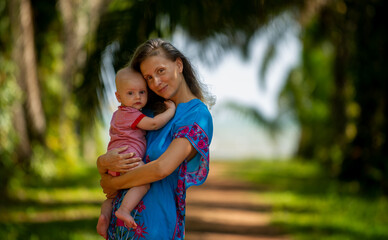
[178,98,209,111]
[173,99,213,131]
[177,99,211,117]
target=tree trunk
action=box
[9,0,46,167]
[57,0,111,146]
[339,0,388,193]
[331,35,348,154]
[9,0,46,141]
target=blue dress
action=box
[108,99,213,240]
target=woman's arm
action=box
[100,138,196,195]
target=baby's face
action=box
[116,72,148,110]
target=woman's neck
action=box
[170,81,197,105]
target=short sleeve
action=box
[115,106,145,129]
[172,104,213,189]
[130,114,146,129]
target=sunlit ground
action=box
[0,167,104,240]
[1,160,388,240]
[221,160,388,240]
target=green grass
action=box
[0,166,105,240]
[221,159,388,240]
[1,160,387,239]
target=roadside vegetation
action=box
[222,159,388,240]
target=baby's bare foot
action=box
[97,214,109,239]
[115,208,137,229]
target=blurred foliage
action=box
[79,0,305,125]
[224,160,388,239]
[0,62,20,198]
[0,0,387,203]
[0,1,386,239]
[0,0,106,199]
[281,33,337,167]
[0,0,19,198]
[0,165,103,240]
[2,159,387,239]
[279,0,388,193]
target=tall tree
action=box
[1,0,387,196]
[79,0,307,124]
[281,0,388,193]
[340,0,388,193]
[57,0,110,128]
[0,0,112,196]
[9,0,45,167]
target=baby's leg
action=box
[115,185,149,229]
[97,198,113,239]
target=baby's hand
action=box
[164,100,176,111]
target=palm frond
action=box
[222,101,283,139]
[77,0,308,129]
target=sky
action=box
[101,18,302,160]
[171,22,302,160]
[172,28,298,120]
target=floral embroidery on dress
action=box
[134,200,146,213]
[108,190,148,240]
[173,123,210,189]
[173,123,210,239]
[131,223,148,240]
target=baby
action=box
[96,67,176,238]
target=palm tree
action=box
[79,0,307,124]
[1,0,387,195]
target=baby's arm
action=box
[137,100,176,130]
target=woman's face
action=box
[140,54,183,101]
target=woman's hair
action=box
[130,38,215,110]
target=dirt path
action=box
[185,162,290,240]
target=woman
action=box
[97,38,214,239]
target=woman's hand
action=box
[97,146,142,174]
[100,173,117,199]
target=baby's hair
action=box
[118,65,166,114]
[115,66,133,88]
